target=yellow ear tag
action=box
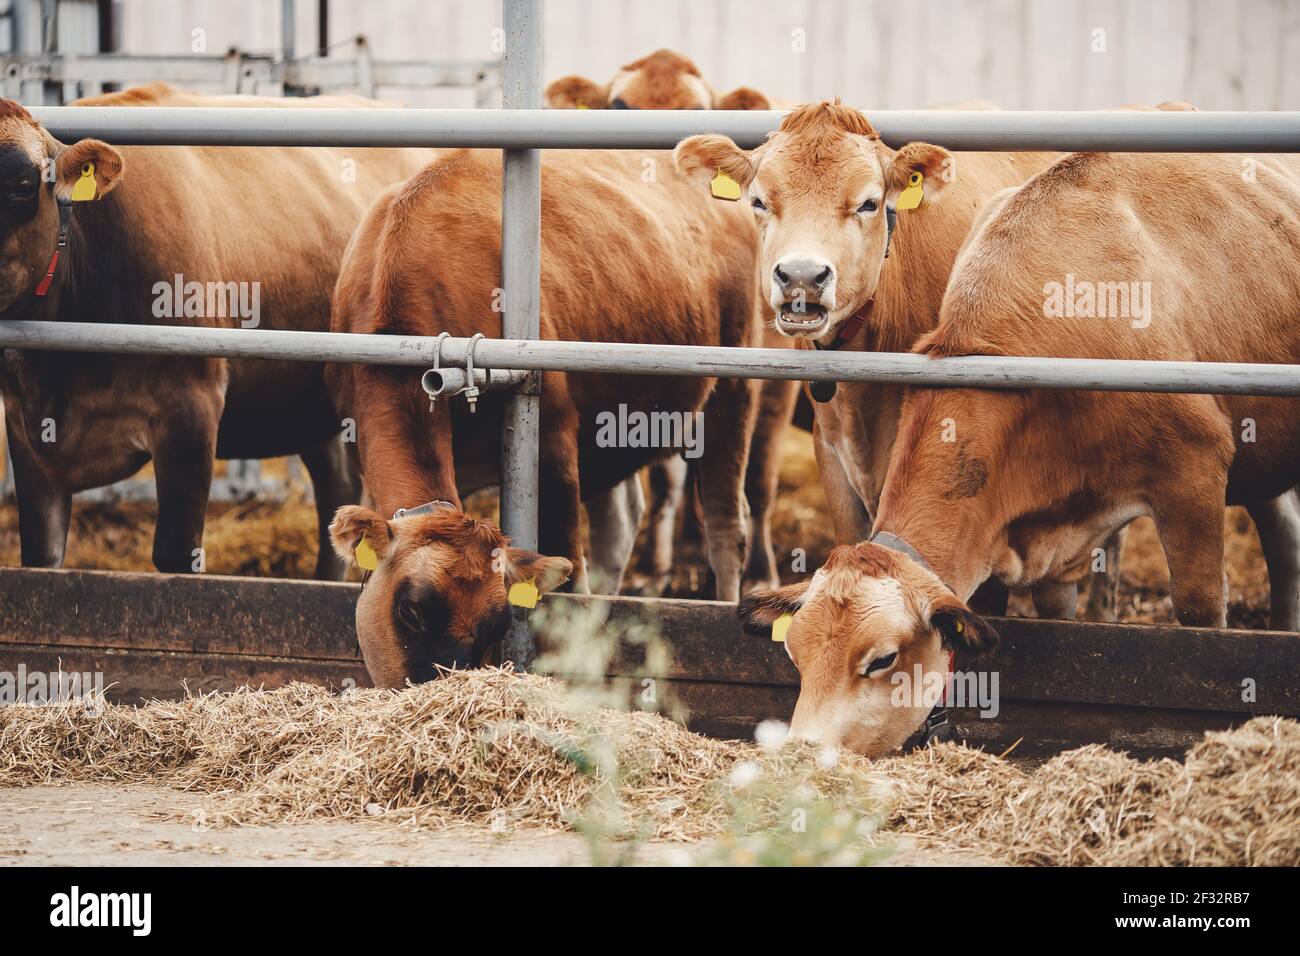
[771,613,793,643]
[576,104,590,110]
[710,170,742,202]
[508,580,540,609]
[953,619,964,633]
[354,538,378,571]
[70,163,97,202]
[895,170,924,211]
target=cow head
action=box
[0,98,123,313]
[738,542,997,756]
[330,505,572,688]
[545,49,770,111]
[674,100,951,340]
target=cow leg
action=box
[743,377,798,592]
[8,435,71,568]
[539,401,588,593]
[697,377,757,602]
[1031,581,1078,620]
[1083,528,1126,622]
[813,421,872,543]
[150,397,222,574]
[1153,489,1227,627]
[300,432,362,581]
[1247,489,1300,631]
[637,456,688,596]
[585,475,644,595]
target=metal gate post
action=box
[500,0,543,670]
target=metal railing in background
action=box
[4,0,501,106]
[3,45,501,105]
[3,0,1300,663]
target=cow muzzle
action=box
[772,256,835,336]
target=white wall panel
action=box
[113,0,1297,109]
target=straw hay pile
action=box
[1,669,1296,865]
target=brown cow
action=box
[548,49,794,596]
[326,147,761,682]
[673,101,1110,618]
[545,48,774,112]
[329,504,571,683]
[0,84,432,577]
[741,146,1300,754]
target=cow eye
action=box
[751,196,767,212]
[397,597,423,631]
[862,651,897,676]
[856,198,879,214]
[5,177,38,204]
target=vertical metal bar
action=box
[281,0,296,63]
[317,0,329,57]
[500,0,542,670]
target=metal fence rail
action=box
[27,105,1300,151]
[2,322,1300,397]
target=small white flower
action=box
[817,747,839,769]
[728,760,763,789]
[754,719,789,751]
[364,803,384,816]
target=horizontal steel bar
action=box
[3,321,1300,395]
[3,53,498,90]
[25,106,1300,151]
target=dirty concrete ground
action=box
[0,782,996,867]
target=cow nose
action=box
[773,258,834,299]
[786,714,829,746]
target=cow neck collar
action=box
[870,529,958,751]
[806,299,872,403]
[391,499,456,520]
[33,196,73,299]
[868,530,935,578]
[807,205,897,403]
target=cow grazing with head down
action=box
[329,504,571,685]
[545,48,775,112]
[0,85,433,578]
[741,146,1300,755]
[326,147,761,685]
[673,100,1110,619]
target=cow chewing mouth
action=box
[775,303,829,336]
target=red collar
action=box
[807,299,874,402]
[34,197,72,298]
[817,299,873,353]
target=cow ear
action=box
[884,141,954,206]
[929,594,999,655]
[544,75,608,110]
[673,134,756,190]
[330,505,393,562]
[504,547,573,594]
[737,581,810,637]
[54,139,124,200]
[714,86,771,110]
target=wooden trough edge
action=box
[1,566,1297,757]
